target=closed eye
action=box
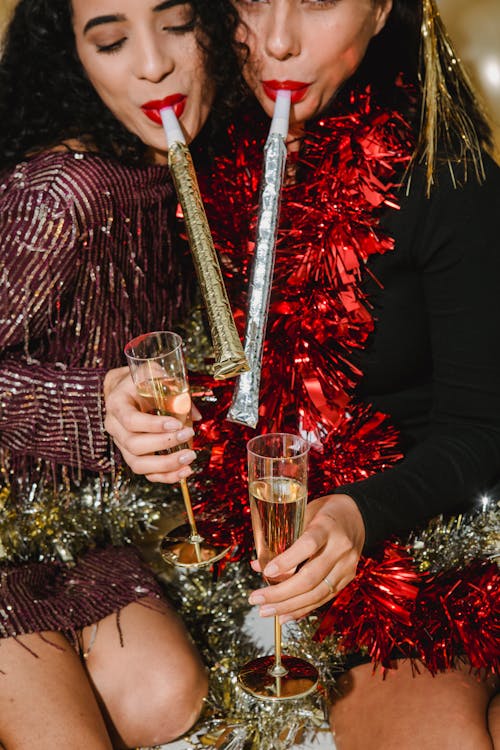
[162,19,195,33]
[96,38,126,54]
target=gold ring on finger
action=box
[323,576,334,595]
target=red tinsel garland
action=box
[314,543,499,674]
[194,89,499,673]
[194,89,411,559]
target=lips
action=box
[262,80,310,104]
[141,94,186,125]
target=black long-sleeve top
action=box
[340,155,500,548]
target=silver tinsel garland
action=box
[140,498,498,750]
[410,498,499,572]
[1,462,495,749]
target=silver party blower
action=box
[227,90,291,427]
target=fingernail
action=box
[260,606,276,617]
[263,562,278,577]
[248,594,265,605]
[163,418,182,430]
[176,427,194,442]
[178,450,196,465]
[178,467,193,478]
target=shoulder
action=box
[1,151,106,210]
[1,150,172,219]
[401,152,500,214]
[385,153,500,265]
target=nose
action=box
[264,4,301,61]
[133,30,174,83]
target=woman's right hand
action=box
[103,366,197,483]
[248,493,366,621]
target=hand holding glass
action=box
[125,331,231,568]
[238,433,318,700]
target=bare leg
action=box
[489,692,500,749]
[330,660,498,750]
[82,596,208,749]
[0,631,113,750]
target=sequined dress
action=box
[0,150,181,638]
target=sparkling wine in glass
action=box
[238,433,318,700]
[125,331,231,568]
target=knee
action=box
[159,658,209,739]
[117,656,208,747]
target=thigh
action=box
[489,692,500,749]
[330,659,498,750]
[81,596,208,749]
[0,631,112,750]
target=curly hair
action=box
[0,0,242,169]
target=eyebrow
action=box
[153,0,189,11]
[83,1,189,35]
[83,14,126,35]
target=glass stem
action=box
[270,615,288,678]
[179,479,203,562]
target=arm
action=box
[0,175,110,471]
[338,157,500,548]
[249,158,500,620]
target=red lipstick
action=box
[141,94,186,125]
[262,80,310,104]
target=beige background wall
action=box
[437,0,500,153]
[0,0,16,36]
[0,0,499,150]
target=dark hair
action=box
[0,0,242,169]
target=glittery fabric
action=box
[0,545,163,641]
[0,149,182,635]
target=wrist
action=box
[317,492,366,552]
[103,366,129,399]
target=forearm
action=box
[337,425,500,549]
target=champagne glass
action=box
[125,331,231,568]
[238,433,319,700]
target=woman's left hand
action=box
[248,493,365,622]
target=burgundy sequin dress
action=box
[0,150,183,639]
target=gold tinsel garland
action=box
[410,498,499,572]
[0,472,180,563]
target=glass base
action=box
[237,654,319,701]
[160,523,232,569]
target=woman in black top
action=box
[224,1,500,747]
[0,0,241,747]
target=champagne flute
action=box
[238,433,319,700]
[125,331,231,568]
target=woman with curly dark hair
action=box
[0,0,240,747]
